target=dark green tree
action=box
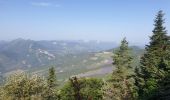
[137,10,170,99]
[103,38,137,100]
[43,67,58,100]
[60,77,103,100]
[69,77,82,100]
[134,66,145,99]
[47,67,57,88]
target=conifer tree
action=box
[137,10,170,99]
[104,38,136,100]
[47,67,57,88]
[44,67,58,100]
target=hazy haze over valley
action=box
[0,0,168,82]
[0,38,143,82]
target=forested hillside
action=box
[0,10,170,100]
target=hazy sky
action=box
[0,0,170,44]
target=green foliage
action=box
[0,68,58,100]
[43,67,58,100]
[133,67,144,99]
[48,67,57,86]
[157,73,170,99]
[59,77,103,100]
[103,38,137,100]
[112,38,133,69]
[1,72,46,100]
[136,10,170,99]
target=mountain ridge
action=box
[0,39,117,73]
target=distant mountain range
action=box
[0,39,118,73]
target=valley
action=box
[0,39,143,84]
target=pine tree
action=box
[138,10,170,99]
[47,67,57,88]
[44,67,58,100]
[104,38,136,100]
[134,66,145,99]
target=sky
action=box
[0,0,170,45]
